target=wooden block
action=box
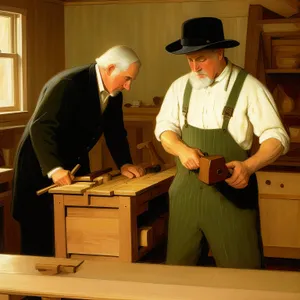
[35,259,84,275]
[138,226,153,248]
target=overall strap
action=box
[222,69,248,131]
[182,80,192,127]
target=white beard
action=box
[188,72,214,90]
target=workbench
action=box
[49,167,176,261]
[0,254,300,300]
[0,168,20,254]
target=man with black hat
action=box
[155,17,289,269]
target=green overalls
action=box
[166,70,264,269]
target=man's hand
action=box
[121,164,145,178]
[225,161,252,189]
[178,147,204,170]
[52,168,74,186]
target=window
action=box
[0,9,26,113]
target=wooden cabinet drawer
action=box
[256,171,300,198]
[66,207,120,256]
[259,197,300,248]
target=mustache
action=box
[193,71,207,76]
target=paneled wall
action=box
[64,1,248,105]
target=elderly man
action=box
[155,18,289,269]
[13,45,144,257]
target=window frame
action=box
[0,6,27,123]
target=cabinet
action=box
[257,170,300,259]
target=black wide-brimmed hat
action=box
[166,17,240,55]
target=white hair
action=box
[96,45,141,74]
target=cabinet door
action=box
[259,197,300,248]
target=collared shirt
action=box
[95,64,110,113]
[155,60,290,154]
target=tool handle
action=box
[36,164,81,196]
[70,164,81,176]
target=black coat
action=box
[12,63,132,221]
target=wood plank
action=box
[113,167,176,196]
[272,39,300,46]
[54,195,67,258]
[244,5,263,77]
[89,196,120,208]
[49,182,96,195]
[67,207,119,218]
[0,255,300,300]
[63,194,89,206]
[118,196,138,262]
[86,175,131,196]
[264,246,300,259]
[70,254,119,262]
[266,68,300,73]
[259,18,300,24]
[262,23,300,33]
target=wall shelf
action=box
[266,69,300,74]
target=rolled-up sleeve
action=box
[155,82,182,141]
[247,78,290,155]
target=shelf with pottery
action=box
[245,7,300,260]
[260,16,300,167]
[262,23,300,259]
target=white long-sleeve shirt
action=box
[155,60,290,155]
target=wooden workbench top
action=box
[49,166,176,196]
[0,254,299,300]
[0,167,13,183]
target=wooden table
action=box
[49,167,176,262]
[0,254,300,300]
[0,168,20,254]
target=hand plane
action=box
[196,154,230,185]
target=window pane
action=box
[0,15,11,53]
[0,57,14,107]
